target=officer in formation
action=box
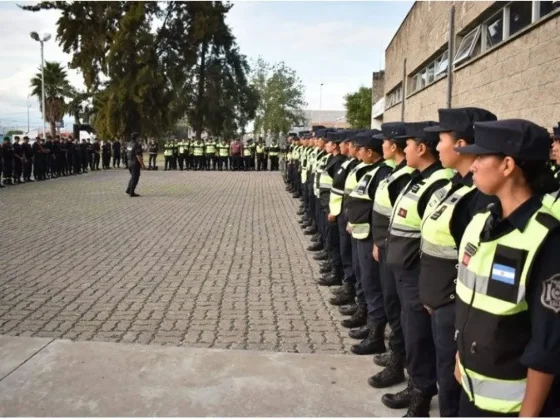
[0,135,128,187]
[286,113,560,417]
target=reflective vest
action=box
[542,189,560,218]
[329,158,355,217]
[314,153,331,197]
[243,146,252,157]
[455,206,559,414]
[164,143,173,156]
[301,147,311,183]
[268,144,279,156]
[346,161,395,240]
[292,145,301,161]
[256,145,265,154]
[193,143,204,156]
[218,144,229,157]
[387,168,453,267]
[371,163,414,246]
[205,142,216,154]
[178,142,186,154]
[421,182,477,260]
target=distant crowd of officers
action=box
[284,109,560,417]
[0,135,128,187]
[149,138,281,171]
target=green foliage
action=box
[251,58,306,140]
[6,130,24,136]
[344,86,372,129]
[30,61,73,137]
[22,1,255,140]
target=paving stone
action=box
[0,170,348,354]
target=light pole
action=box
[30,31,51,139]
[319,83,324,112]
[27,94,31,133]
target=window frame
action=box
[453,26,481,66]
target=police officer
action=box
[121,140,128,169]
[217,139,229,171]
[418,107,498,417]
[126,133,145,197]
[192,138,205,170]
[368,122,413,388]
[177,138,187,170]
[205,138,217,170]
[268,139,280,170]
[92,138,101,170]
[21,136,34,182]
[164,140,173,170]
[243,139,253,171]
[550,124,560,180]
[148,139,158,170]
[256,139,267,170]
[171,139,179,170]
[112,140,121,168]
[382,122,454,415]
[102,140,111,169]
[452,119,560,417]
[12,136,24,184]
[1,136,13,185]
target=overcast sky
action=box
[0,1,412,132]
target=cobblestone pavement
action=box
[0,169,354,354]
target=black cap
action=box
[314,128,326,138]
[397,121,440,146]
[455,119,551,161]
[425,107,498,142]
[552,123,560,140]
[355,130,383,153]
[3,136,10,141]
[373,122,407,140]
[341,130,358,143]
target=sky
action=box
[0,0,412,133]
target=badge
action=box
[398,208,407,218]
[411,184,420,193]
[541,274,560,313]
[430,204,448,221]
[461,242,477,266]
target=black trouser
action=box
[165,156,172,170]
[206,155,215,170]
[432,302,461,417]
[232,154,241,170]
[3,161,13,183]
[270,155,279,170]
[113,153,121,168]
[351,237,363,304]
[148,154,157,169]
[178,154,185,170]
[122,154,128,169]
[257,154,266,170]
[102,153,110,169]
[379,245,405,355]
[194,155,204,170]
[338,214,356,289]
[327,214,343,276]
[172,155,178,170]
[218,156,227,170]
[94,153,100,170]
[23,158,33,180]
[391,262,437,396]
[13,160,23,182]
[243,155,252,171]
[127,166,141,194]
[357,236,386,324]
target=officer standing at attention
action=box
[453,119,560,417]
[112,139,121,168]
[418,107,498,417]
[1,136,14,185]
[256,139,267,170]
[177,138,187,170]
[126,133,145,197]
[12,136,24,184]
[345,130,394,355]
[368,122,413,389]
[164,139,173,170]
[92,138,101,170]
[243,139,253,171]
[102,140,111,169]
[148,138,158,170]
[217,139,229,170]
[268,139,280,170]
[382,122,454,415]
[22,136,34,182]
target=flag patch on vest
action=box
[462,242,478,266]
[490,263,516,285]
[541,274,560,313]
[398,208,407,218]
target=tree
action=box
[30,61,73,137]
[344,86,372,129]
[23,1,254,140]
[251,58,306,140]
[6,130,24,136]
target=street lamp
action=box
[30,31,51,139]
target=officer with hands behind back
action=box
[126,132,145,197]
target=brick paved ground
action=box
[0,169,354,354]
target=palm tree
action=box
[30,61,72,137]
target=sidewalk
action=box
[0,335,437,417]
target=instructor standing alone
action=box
[126,132,145,197]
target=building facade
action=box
[383,1,559,128]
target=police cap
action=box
[355,130,383,153]
[373,122,407,141]
[455,119,551,161]
[425,107,498,143]
[396,121,440,146]
[552,123,560,140]
[3,136,10,141]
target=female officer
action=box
[418,107,497,417]
[453,119,560,417]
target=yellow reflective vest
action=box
[542,189,560,219]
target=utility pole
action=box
[30,32,51,138]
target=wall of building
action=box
[383,1,559,128]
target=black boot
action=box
[307,242,323,252]
[350,319,387,355]
[320,265,332,274]
[341,302,367,329]
[313,251,329,261]
[317,268,343,287]
[403,388,432,417]
[329,289,355,306]
[303,227,318,235]
[296,209,305,216]
[381,380,414,409]
[373,351,393,367]
[348,324,369,339]
[339,303,358,316]
[368,352,405,388]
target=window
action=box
[435,51,449,78]
[539,1,559,18]
[385,85,403,110]
[426,62,435,84]
[453,26,481,65]
[483,11,504,49]
[509,1,532,35]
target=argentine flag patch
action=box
[491,263,516,285]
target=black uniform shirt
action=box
[482,196,560,415]
[387,160,413,205]
[366,161,393,202]
[22,143,33,159]
[2,143,13,160]
[12,143,23,159]
[128,142,143,168]
[325,153,346,178]
[112,142,121,154]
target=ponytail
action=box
[515,159,558,195]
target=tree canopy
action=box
[344,86,372,129]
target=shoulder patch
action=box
[541,274,560,314]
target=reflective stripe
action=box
[350,224,370,237]
[389,225,422,238]
[460,372,525,413]
[331,187,345,195]
[319,183,332,189]
[420,238,457,259]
